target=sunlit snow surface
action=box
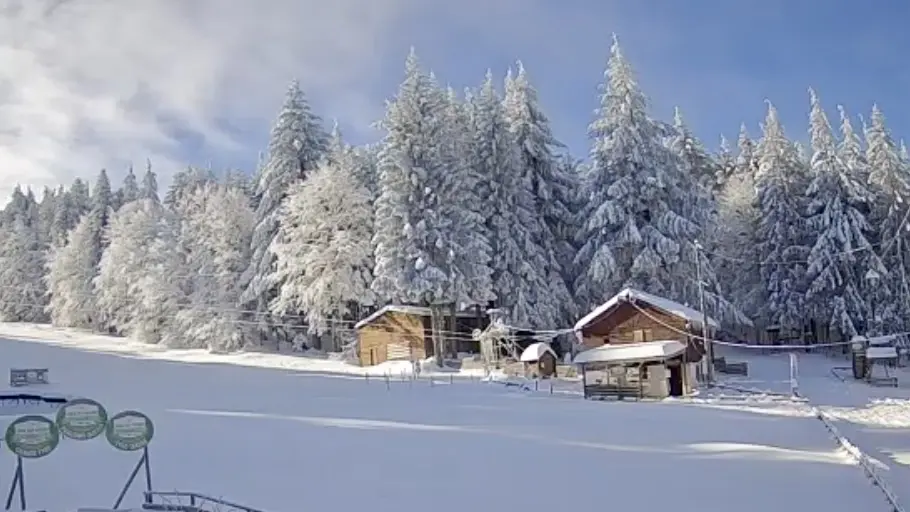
[0,329,893,512]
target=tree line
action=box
[0,36,907,353]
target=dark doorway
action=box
[668,364,684,397]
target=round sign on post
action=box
[56,398,108,440]
[105,410,154,451]
[4,415,60,458]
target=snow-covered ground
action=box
[0,324,898,511]
[712,345,910,509]
[0,322,486,379]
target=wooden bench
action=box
[9,368,49,387]
[722,362,749,376]
[714,358,748,376]
[868,376,899,388]
[584,385,640,401]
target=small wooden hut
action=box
[519,342,557,378]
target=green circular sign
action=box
[4,415,60,458]
[56,398,108,440]
[105,410,154,451]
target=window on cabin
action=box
[633,329,653,343]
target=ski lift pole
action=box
[695,240,715,384]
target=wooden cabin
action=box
[519,342,558,379]
[572,288,718,398]
[354,305,488,366]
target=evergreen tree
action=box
[503,62,578,324]
[94,199,180,343]
[115,166,140,210]
[754,101,809,329]
[46,213,102,328]
[575,36,728,322]
[168,184,254,352]
[165,167,217,209]
[804,89,881,336]
[141,160,160,202]
[37,187,57,246]
[865,104,910,331]
[271,132,375,343]
[0,218,47,322]
[240,80,327,346]
[372,51,454,305]
[715,126,762,318]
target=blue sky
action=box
[3,0,909,199]
[301,0,910,163]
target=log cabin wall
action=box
[357,311,428,366]
[580,302,688,348]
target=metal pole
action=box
[113,452,147,509]
[5,458,20,510]
[16,458,24,511]
[695,241,715,383]
[143,447,153,495]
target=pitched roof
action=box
[353,305,478,330]
[573,287,719,332]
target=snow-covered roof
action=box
[519,342,556,362]
[573,287,718,332]
[572,340,686,365]
[867,346,899,360]
[354,305,477,330]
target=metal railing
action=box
[143,491,265,512]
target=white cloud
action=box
[0,0,415,200]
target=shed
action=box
[573,288,716,396]
[519,342,558,379]
[353,305,487,366]
[573,340,688,399]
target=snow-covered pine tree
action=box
[753,101,810,330]
[37,187,58,247]
[372,50,491,361]
[51,180,90,244]
[576,36,708,316]
[114,166,140,211]
[715,135,736,189]
[45,212,103,328]
[141,160,159,202]
[439,85,495,319]
[222,169,251,197]
[469,70,552,328]
[803,90,882,337]
[167,184,254,352]
[502,62,578,326]
[164,167,217,208]
[92,170,113,228]
[671,108,722,198]
[94,199,180,343]
[270,130,375,347]
[865,104,910,331]
[0,217,47,322]
[838,106,870,186]
[240,80,328,347]
[714,125,762,318]
[665,110,743,324]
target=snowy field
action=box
[0,325,901,511]
[711,345,910,509]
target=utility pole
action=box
[695,241,715,384]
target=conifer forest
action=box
[1,38,908,353]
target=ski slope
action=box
[0,326,894,512]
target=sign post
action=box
[789,352,799,398]
[107,410,155,509]
[1,397,157,510]
[4,415,60,510]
